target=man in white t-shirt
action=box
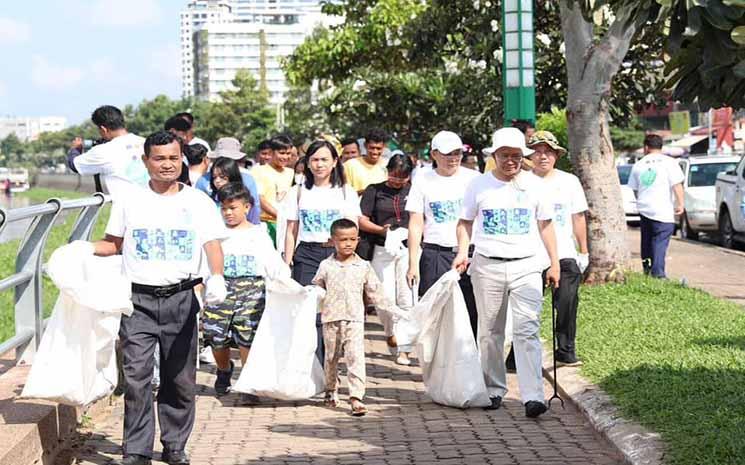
[527,130,588,367]
[85,131,227,465]
[453,127,560,418]
[628,134,684,278]
[72,105,149,201]
[406,130,480,337]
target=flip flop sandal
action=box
[324,392,338,408]
[351,401,368,416]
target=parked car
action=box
[715,155,745,248]
[677,156,740,240]
[617,164,639,223]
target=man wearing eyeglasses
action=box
[406,131,480,338]
[453,127,560,418]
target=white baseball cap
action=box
[482,127,534,157]
[431,131,464,154]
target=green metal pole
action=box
[502,0,535,126]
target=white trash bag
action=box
[394,270,491,408]
[22,243,133,406]
[233,277,325,400]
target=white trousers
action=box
[469,253,545,403]
[370,245,415,353]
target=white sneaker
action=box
[199,347,215,365]
[396,353,411,366]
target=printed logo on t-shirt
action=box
[429,200,461,223]
[482,208,531,235]
[554,204,567,227]
[300,209,341,233]
[132,229,195,261]
[224,255,257,278]
[640,168,657,188]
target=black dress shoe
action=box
[162,449,190,465]
[483,396,502,410]
[525,401,548,418]
[112,455,151,465]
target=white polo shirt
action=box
[461,171,554,259]
[405,167,480,247]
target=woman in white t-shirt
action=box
[283,140,361,362]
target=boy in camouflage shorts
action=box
[203,183,290,402]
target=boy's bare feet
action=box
[350,397,368,416]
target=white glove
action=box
[69,240,95,256]
[204,275,227,305]
[576,253,589,273]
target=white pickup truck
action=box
[715,155,745,248]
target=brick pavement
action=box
[65,317,623,465]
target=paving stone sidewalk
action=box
[65,317,623,465]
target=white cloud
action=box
[89,58,116,81]
[0,81,7,98]
[31,55,84,91]
[0,17,31,43]
[90,0,162,27]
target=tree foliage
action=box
[283,0,667,148]
[4,70,278,167]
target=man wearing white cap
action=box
[406,130,480,336]
[453,127,560,418]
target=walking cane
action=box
[548,286,565,409]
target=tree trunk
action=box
[559,1,639,283]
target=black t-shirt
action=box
[360,181,411,246]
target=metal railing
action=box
[0,193,109,364]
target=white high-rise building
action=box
[180,1,234,97]
[0,116,67,142]
[193,16,321,104]
[181,0,336,103]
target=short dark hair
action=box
[144,131,182,157]
[386,153,414,176]
[216,182,254,206]
[511,119,534,134]
[330,218,358,236]
[91,105,125,130]
[644,134,664,150]
[184,143,208,165]
[365,128,388,145]
[341,138,359,148]
[270,134,294,151]
[165,116,192,132]
[258,139,272,151]
[175,112,194,124]
[303,140,346,189]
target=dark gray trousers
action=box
[119,289,199,458]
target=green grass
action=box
[0,188,109,343]
[542,274,745,465]
[17,187,88,203]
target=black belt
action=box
[422,243,474,254]
[478,253,531,262]
[301,240,335,249]
[132,278,203,298]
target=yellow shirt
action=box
[344,157,387,193]
[484,156,496,172]
[252,164,294,222]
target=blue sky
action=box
[0,0,186,126]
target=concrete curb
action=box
[541,347,665,465]
[0,364,118,465]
